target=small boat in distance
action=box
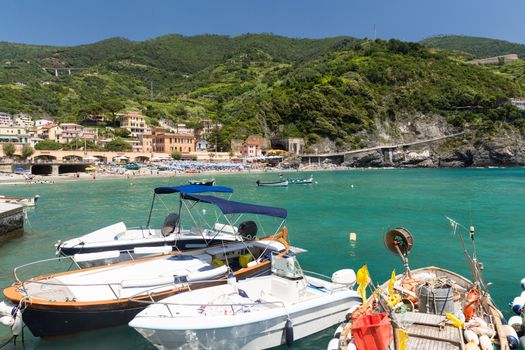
[188,178,215,186]
[288,176,314,184]
[256,178,289,187]
[130,255,361,350]
[0,195,39,207]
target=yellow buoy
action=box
[349,232,357,241]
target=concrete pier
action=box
[0,203,24,236]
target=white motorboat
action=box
[129,255,361,350]
[0,195,39,207]
[55,185,244,266]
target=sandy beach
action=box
[0,163,347,186]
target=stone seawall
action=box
[0,203,24,237]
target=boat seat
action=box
[193,253,213,265]
[252,240,286,252]
[206,243,248,256]
[238,221,257,240]
[73,250,121,263]
[161,213,180,237]
[23,278,76,302]
[78,222,127,243]
[214,223,238,234]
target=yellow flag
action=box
[356,265,370,305]
[388,269,396,296]
[396,328,408,350]
[356,264,370,285]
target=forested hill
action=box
[420,35,525,58]
[0,34,524,152]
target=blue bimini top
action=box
[181,193,287,219]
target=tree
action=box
[102,99,126,127]
[170,150,182,160]
[105,138,132,151]
[113,128,131,138]
[2,142,15,158]
[21,145,34,160]
[35,140,62,150]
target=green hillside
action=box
[421,35,525,58]
[0,34,524,151]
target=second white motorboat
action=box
[129,255,361,349]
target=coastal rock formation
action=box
[334,114,525,168]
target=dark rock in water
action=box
[345,151,385,167]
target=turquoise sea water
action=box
[0,168,524,349]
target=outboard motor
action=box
[238,221,257,240]
[161,213,180,236]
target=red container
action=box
[351,313,393,350]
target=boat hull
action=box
[256,180,288,187]
[21,304,145,337]
[133,297,358,349]
[58,237,235,256]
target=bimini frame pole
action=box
[146,193,156,227]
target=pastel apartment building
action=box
[0,125,31,144]
[0,113,12,127]
[59,123,84,144]
[142,127,196,154]
[119,112,147,137]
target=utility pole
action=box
[373,24,377,40]
[150,81,153,100]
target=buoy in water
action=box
[351,184,354,188]
[349,232,357,241]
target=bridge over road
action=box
[301,132,466,165]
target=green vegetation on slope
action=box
[0,35,524,151]
[421,35,525,59]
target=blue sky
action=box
[1,0,524,46]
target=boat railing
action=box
[302,270,355,293]
[13,257,213,300]
[14,255,82,284]
[130,296,286,318]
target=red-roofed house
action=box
[241,139,262,157]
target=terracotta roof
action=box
[244,141,260,145]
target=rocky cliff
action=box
[338,114,525,168]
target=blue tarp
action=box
[154,184,234,195]
[181,193,287,219]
